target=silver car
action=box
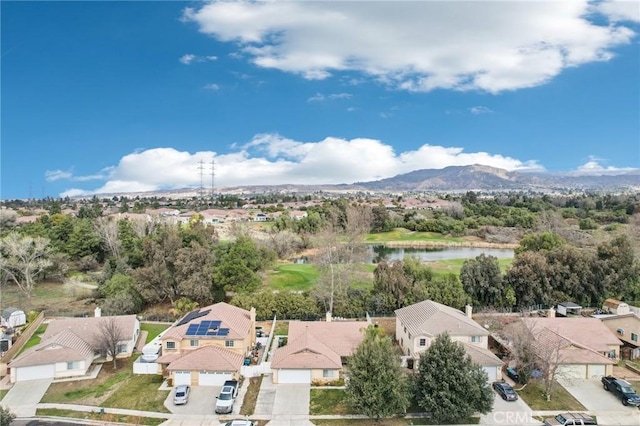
[173,385,190,405]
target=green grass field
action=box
[266,264,321,292]
[428,258,513,276]
[18,323,48,355]
[365,228,464,243]
[140,323,170,343]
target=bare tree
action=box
[0,233,53,300]
[94,217,121,260]
[505,319,568,401]
[0,209,18,232]
[93,317,127,369]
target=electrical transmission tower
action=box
[197,160,206,208]
[210,160,215,206]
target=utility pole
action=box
[210,160,215,207]
[197,160,205,209]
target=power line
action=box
[197,160,206,205]
[210,160,215,204]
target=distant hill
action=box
[71,165,640,199]
[354,165,640,192]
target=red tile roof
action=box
[166,345,243,372]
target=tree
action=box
[94,216,122,260]
[0,233,53,300]
[345,326,409,419]
[460,254,504,308]
[515,231,564,255]
[414,333,493,424]
[93,317,126,369]
[0,405,15,426]
[213,236,275,295]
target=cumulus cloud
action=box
[470,106,494,115]
[182,1,636,93]
[53,134,549,196]
[204,83,220,91]
[596,0,640,23]
[307,92,352,102]
[573,156,639,175]
[179,53,217,64]
[45,169,73,182]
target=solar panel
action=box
[186,324,198,335]
[217,328,229,336]
[176,308,211,326]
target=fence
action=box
[0,311,46,376]
[132,357,161,375]
[241,362,271,378]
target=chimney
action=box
[547,308,556,318]
[465,305,473,318]
[94,306,101,318]
[326,312,332,323]
[250,307,256,323]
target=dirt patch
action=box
[371,317,396,337]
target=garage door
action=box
[278,369,311,384]
[587,364,606,378]
[198,371,233,386]
[557,364,587,379]
[483,366,497,382]
[173,371,191,386]
[16,364,55,381]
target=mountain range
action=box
[89,165,640,199]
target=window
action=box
[419,338,426,347]
[471,336,481,343]
[190,339,199,347]
[117,344,128,353]
[166,341,176,349]
[617,328,625,336]
[67,361,79,370]
[632,333,638,342]
[225,340,234,347]
[323,369,336,378]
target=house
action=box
[602,299,630,315]
[521,317,620,379]
[2,307,26,329]
[395,300,504,381]
[271,314,368,384]
[600,313,640,348]
[157,302,255,386]
[8,311,139,383]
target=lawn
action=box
[266,263,320,292]
[428,258,513,275]
[36,408,166,425]
[0,280,93,315]
[273,321,289,336]
[365,229,464,244]
[0,389,7,401]
[240,375,263,415]
[141,323,169,343]
[311,418,479,425]
[517,380,586,411]
[18,323,48,355]
[310,389,356,415]
[42,358,170,413]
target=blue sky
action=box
[2,0,639,199]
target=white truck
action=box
[215,380,239,414]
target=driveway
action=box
[165,386,220,415]
[559,378,638,412]
[480,391,538,425]
[0,379,52,417]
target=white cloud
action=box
[307,93,325,102]
[470,106,494,115]
[55,135,549,196]
[596,0,640,23]
[179,53,218,65]
[307,92,352,102]
[182,1,636,93]
[179,54,196,65]
[204,83,220,91]
[328,93,352,100]
[573,156,639,175]
[45,169,73,182]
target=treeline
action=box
[0,192,638,319]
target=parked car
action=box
[543,412,596,425]
[173,385,190,405]
[505,367,519,382]
[492,381,518,401]
[601,376,640,406]
[215,380,239,414]
[222,420,255,426]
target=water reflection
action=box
[369,245,514,263]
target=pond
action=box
[369,245,514,263]
[295,245,515,264]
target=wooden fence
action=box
[0,311,46,377]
